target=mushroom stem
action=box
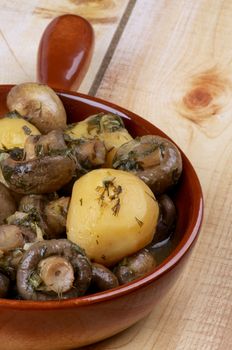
[38,256,74,293]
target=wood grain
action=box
[1,0,232,349]
[91,0,232,349]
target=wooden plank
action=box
[0,0,130,92]
[91,0,232,349]
[1,1,232,349]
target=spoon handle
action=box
[37,14,94,91]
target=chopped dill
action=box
[145,191,157,202]
[6,110,22,119]
[96,177,122,216]
[112,199,120,216]
[22,125,32,135]
[35,144,45,157]
[135,217,144,227]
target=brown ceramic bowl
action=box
[0,85,203,350]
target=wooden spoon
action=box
[37,14,94,91]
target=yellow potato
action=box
[67,168,159,266]
[65,119,90,139]
[0,117,40,150]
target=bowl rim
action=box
[0,86,204,310]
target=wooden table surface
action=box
[1,1,232,349]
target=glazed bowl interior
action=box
[0,85,203,309]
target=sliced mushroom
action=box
[7,82,67,134]
[91,263,119,291]
[17,239,92,300]
[0,182,17,224]
[114,249,156,285]
[1,154,76,194]
[113,135,182,194]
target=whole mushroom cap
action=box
[7,82,67,134]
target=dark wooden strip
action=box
[88,0,137,96]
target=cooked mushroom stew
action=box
[0,83,182,300]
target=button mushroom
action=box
[114,249,157,285]
[151,194,177,245]
[44,196,70,238]
[0,182,17,224]
[19,194,70,239]
[0,224,36,281]
[1,152,76,194]
[18,194,49,237]
[24,129,67,160]
[7,82,67,134]
[17,239,92,300]
[0,127,76,194]
[67,137,106,171]
[6,211,42,242]
[0,225,26,252]
[113,135,182,195]
[19,194,47,213]
[91,263,119,291]
[0,248,24,282]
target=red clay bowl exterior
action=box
[0,86,203,350]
